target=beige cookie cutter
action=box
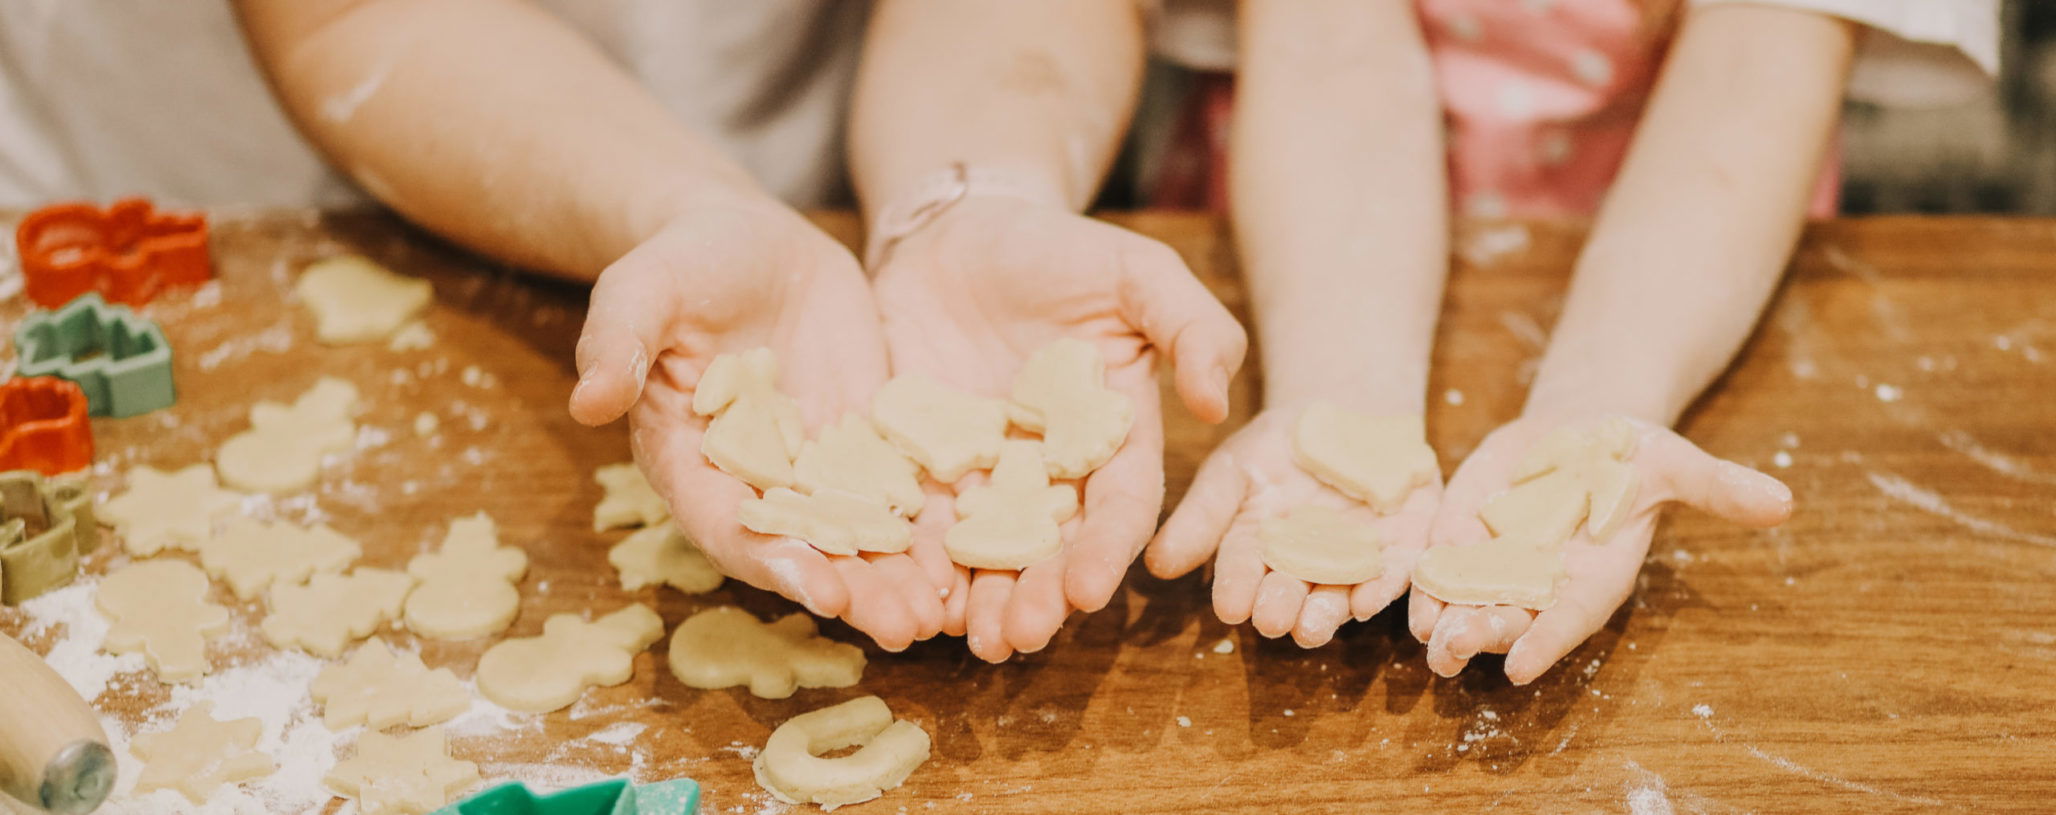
[0,470,92,605]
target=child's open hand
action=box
[1412,415,1793,684]
[872,197,1246,662]
[569,200,952,651]
[1147,406,1438,647]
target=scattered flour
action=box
[588,721,647,746]
[18,581,144,703]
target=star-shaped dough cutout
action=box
[609,524,723,594]
[592,462,669,531]
[311,638,471,730]
[261,568,415,657]
[100,464,246,556]
[325,727,478,815]
[131,702,276,804]
[197,516,361,600]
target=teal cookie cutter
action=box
[0,469,86,605]
[12,292,175,418]
[433,779,700,815]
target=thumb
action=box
[1114,238,1247,424]
[1650,434,1795,528]
[569,247,679,426]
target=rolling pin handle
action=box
[40,740,114,815]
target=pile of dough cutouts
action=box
[710,338,1135,570]
[1255,402,1440,585]
[84,257,933,813]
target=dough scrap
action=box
[1494,417,1642,540]
[754,695,931,811]
[693,348,806,490]
[666,606,864,699]
[215,377,360,493]
[387,321,435,352]
[609,523,724,594]
[792,414,926,518]
[403,512,527,640]
[1411,532,1566,610]
[870,375,1009,483]
[97,558,229,682]
[1291,403,1440,512]
[325,727,478,815]
[311,638,471,730]
[944,440,1077,570]
[593,462,669,532]
[739,487,911,556]
[100,464,245,556]
[131,702,275,805]
[475,603,663,713]
[1008,338,1133,478]
[295,255,434,345]
[1258,505,1385,585]
[261,568,415,658]
[197,516,361,600]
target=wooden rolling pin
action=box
[0,633,112,814]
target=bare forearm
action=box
[849,0,1146,216]
[1526,4,1855,423]
[1232,0,1446,413]
[236,0,769,280]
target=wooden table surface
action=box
[3,210,2054,814]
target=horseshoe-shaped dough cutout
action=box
[753,696,931,811]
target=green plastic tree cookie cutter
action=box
[12,292,175,418]
[0,470,84,605]
[432,778,700,815]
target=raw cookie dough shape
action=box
[261,568,415,658]
[215,377,359,493]
[1292,403,1441,513]
[753,695,931,811]
[1258,505,1385,585]
[944,440,1077,570]
[100,463,244,556]
[1494,417,1641,540]
[295,255,434,345]
[403,512,528,640]
[311,638,471,730]
[592,462,669,532]
[692,348,806,490]
[1411,532,1567,610]
[609,523,723,594]
[197,516,361,600]
[325,727,479,815]
[97,558,230,682]
[475,603,663,713]
[130,702,275,805]
[1008,338,1133,479]
[792,414,926,518]
[666,606,865,699]
[870,375,1010,483]
[739,487,911,556]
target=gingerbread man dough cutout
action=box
[592,462,669,531]
[295,255,434,345]
[739,487,911,556]
[1258,505,1385,585]
[870,375,1010,483]
[100,464,245,556]
[792,414,926,518]
[325,727,479,815]
[403,512,528,640]
[754,696,931,810]
[609,524,723,594]
[667,606,865,699]
[197,516,361,600]
[1008,338,1133,479]
[1291,403,1441,513]
[944,440,1078,570]
[475,603,664,713]
[693,348,806,490]
[311,638,471,730]
[98,558,229,682]
[215,377,360,493]
[261,568,415,657]
[131,702,276,804]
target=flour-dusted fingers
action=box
[832,557,919,652]
[1503,593,1619,686]
[1062,376,1166,614]
[867,554,946,643]
[1250,571,1311,639]
[1348,569,1411,623]
[568,246,681,426]
[1643,432,1796,528]
[1146,448,1248,579]
[1291,586,1353,648]
[1407,588,1445,644]
[965,570,1018,663]
[1425,606,1492,677]
[940,568,971,638]
[1446,605,1533,667]
[907,484,961,596]
[1210,516,1269,625]
[1003,558,1070,654]
[1110,238,1248,425]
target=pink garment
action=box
[1152,0,1841,217]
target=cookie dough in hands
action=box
[870,376,1009,483]
[694,348,807,490]
[1008,338,1133,479]
[740,487,911,556]
[944,441,1077,570]
[793,414,926,517]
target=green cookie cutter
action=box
[13,292,175,418]
[0,469,88,605]
[433,778,700,815]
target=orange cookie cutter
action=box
[15,198,212,308]
[0,378,93,476]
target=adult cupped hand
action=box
[871,196,1247,662]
